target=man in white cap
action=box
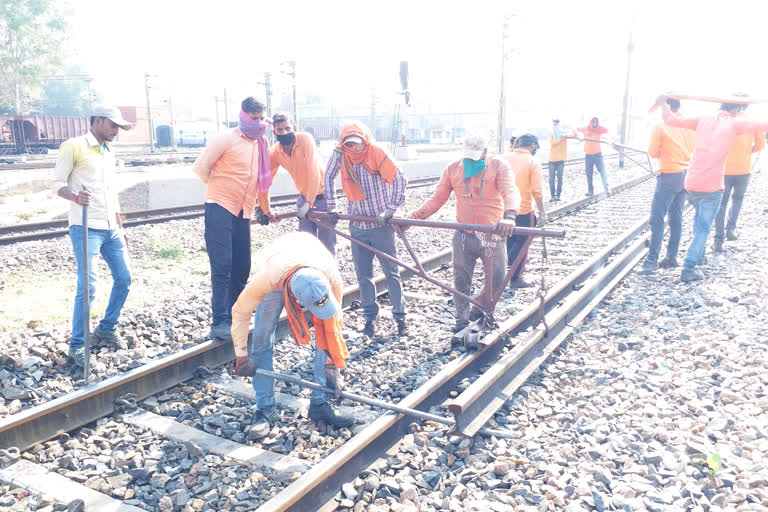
[230,232,354,438]
[52,106,134,367]
[408,134,520,334]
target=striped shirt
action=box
[324,149,408,229]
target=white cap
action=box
[91,105,133,130]
[343,135,364,144]
[463,133,487,160]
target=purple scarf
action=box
[239,110,272,193]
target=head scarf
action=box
[239,110,272,193]
[336,122,398,201]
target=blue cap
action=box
[289,268,340,320]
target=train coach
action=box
[0,115,90,155]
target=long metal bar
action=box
[81,204,90,384]
[251,368,515,439]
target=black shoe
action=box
[639,260,657,275]
[726,229,738,241]
[92,325,126,349]
[453,321,469,334]
[509,279,534,289]
[309,402,354,428]
[247,406,278,440]
[210,322,233,341]
[396,319,407,336]
[362,320,375,338]
[658,257,679,268]
[681,268,704,283]
[68,345,85,367]
[714,240,724,253]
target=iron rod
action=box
[81,202,90,384]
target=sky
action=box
[64,0,768,133]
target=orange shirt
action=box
[577,125,608,155]
[503,149,543,216]
[230,232,349,368]
[410,157,520,229]
[193,128,263,218]
[725,113,766,175]
[548,132,567,162]
[264,132,324,214]
[648,116,695,174]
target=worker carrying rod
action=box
[230,232,354,439]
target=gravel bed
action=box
[0,163,649,420]
[333,172,768,512]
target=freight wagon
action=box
[0,115,89,155]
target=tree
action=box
[0,0,69,114]
[33,65,100,116]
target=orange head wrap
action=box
[336,121,398,201]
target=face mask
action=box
[463,158,486,179]
[276,132,296,146]
[239,110,269,139]
[531,146,538,156]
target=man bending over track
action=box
[230,232,354,439]
[52,106,134,368]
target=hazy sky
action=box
[65,0,768,128]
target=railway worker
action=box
[639,98,695,274]
[51,105,134,367]
[408,134,520,334]
[655,95,768,282]
[574,117,610,196]
[548,117,567,202]
[713,105,765,252]
[504,133,547,288]
[324,122,408,338]
[193,97,275,342]
[260,113,336,254]
[230,232,354,438]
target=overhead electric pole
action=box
[496,18,510,154]
[144,73,155,153]
[214,96,220,133]
[264,72,273,117]
[619,32,634,169]
[223,88,229,129]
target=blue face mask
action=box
[463,158,486,179]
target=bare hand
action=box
[75,189,91,206]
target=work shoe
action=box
[508,279,534,289]
[680,268,704,283]
[362,320,375,338]
[92,325,125,349]
[247,406,278,440]
[308,402,355,428]
[396,319,407,336]
[658,257,679,268]
[639,260,657,275]
[714,240,724,253]
[453,321,469,334]
[726,229,738,241]
[68,345,86,368]
[585,192,594,197]
[210,322,233,341]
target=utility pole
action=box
[496,19,510,154]
[289,61,298,127]
[223,88,229,129]
[144,73,155,153]
[264,72,272,117]
[619,32,634,169]
[369,89,376,140]
[214,96,220,133]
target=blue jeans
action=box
[646,172,686,263]
[249,290,330,408]
[585,153,609,194]
[714,174,750,242]
[204,203,251,326]
[506,212,537,279]
[349,224,406,322]
[548,160,564,199]
[69,226,132,347]
[297,194,337,255]
[683,191,723,270]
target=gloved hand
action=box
[324,363,345,399]
[255,207,270,226]
[297,200,311,220]
[327,209,339,226]
[376,210,394,227]
[234,356,258,376]
[538,211,548,226]
[495,218,516,237]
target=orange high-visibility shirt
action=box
[577,125,608,155]
[725,113,766,175]
[548,132,567,162]
[410,157,520,229]
[262,132,324,214]
[648,115,695,174]
[230,232,349,368]
[192,129,263,218]
[503,149,543,216]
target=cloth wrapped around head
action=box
[336,121,397,201]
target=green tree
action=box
[34,65,100,116]
[0,0,69,114]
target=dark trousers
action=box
[204,203,251,326]
[585,153,608,195]
[506,212,537,279]
[646,172,686,263]
[548,160,564,199]
[297,194,337,255]
[714,174,750,242]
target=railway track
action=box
[0,152,641,245]
[0,164,668,510]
